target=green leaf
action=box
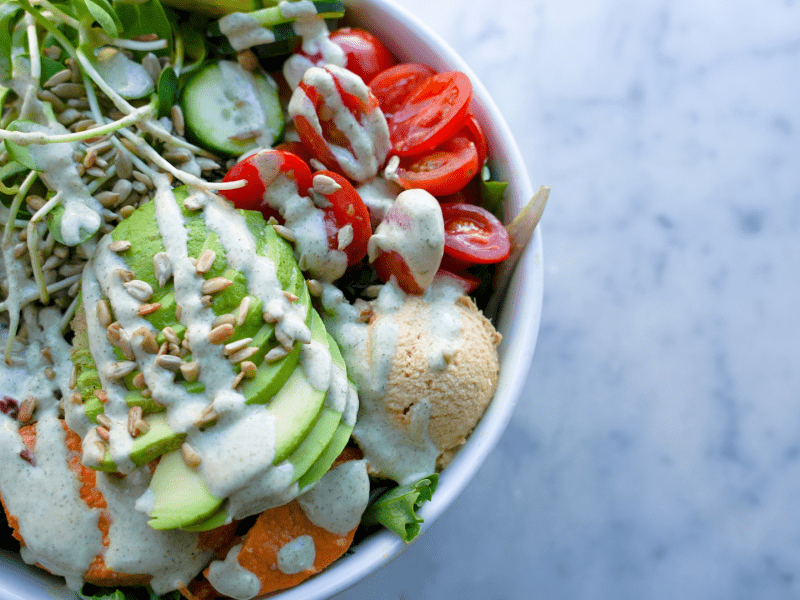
[480,179,508,216]
[113,0,172,58]
[156,65,177,117]
[0,2,22,82]
[85,0,123,38]
[360,473,438,542]
[4,121,39,171]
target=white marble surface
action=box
[336,0,800,598]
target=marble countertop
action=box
[336,0,800,598]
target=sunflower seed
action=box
[44,68,72,89]
[17,398,36,423]
[237,297,251,326]
[26,195,47,211]
[240,361,257,378]
[196,158,220,171]
[180,360,200,382]
[155,354,182,371]
[183,192,206,211]
[96,426,110,442]
[114,268,134,283]
[86,167,105,178]
[194,405,217,428]
[272,224,296,243]
[142,52,161,82]
[138,303,161,316]
[181,442,202,468]
[228,346,259,365]
[265,346,290,363]
[132,372,146,389]
[109,240,131,253]
[175,304,183,321]
[171,105,185,137]
[133,418,150,436]
[196,249,216,274]
[208,324,234,344]
[162,326,180,346]
[119,205,135,219]
[69,366,77,390]
[127,406,143,437]
[115,148,133,179]
[132,170,153,189]
[232,371,245,389]
[168,343,181,356]
[42,255,63,271]
[283,291,299,302]
[202,276,232,295]
[96,413,113,429]
[153,252,172,287]
[212,314,236,329]
[224,337,253,357]
[201,295,213,308]
[157,341,169,356]
[132,326,159,354]
[95,301,113,330]
[95,191,121,208]
[57,108,82,125]
[123,279,154,302]
[71,392,83,404]
[38,90,65,111]
[12,243,26,259]
[112,179,133,205]
[72,118,96,132]
[106,361,137,380]
[93,390,109,404]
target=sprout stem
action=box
[27,192,62,304]
[111,38,169,52]
[2,170,38,246]
[34,0,81,29]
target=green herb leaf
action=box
[113,0,172,58]
[360,473,438,542]
[85,0,123,38]
[47,203,101,246]
[4,121,39,171]
[0,2,22,83]
[156,65,177,117]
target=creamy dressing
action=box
[356,177,402,230]
[368,189,445,293]
[277,535,316,574]
[218,13,277,52]
[288,65,390,182]
[206,543,262,600]
[297,458,369,535]
[217,61,279,149]
[0,413,102,591]
[282,7,346,89]
[250,153,348,282]
[22,122,103,246]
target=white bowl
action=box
[0,0,543,598]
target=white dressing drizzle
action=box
[218,14,277,52]
[367,189,445,293]
[276,535,315,574]
[206,543,262,600]
[287,65,390,183]
[297,459,369,535]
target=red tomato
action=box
[220,149,313,221]
[368,63,436,116]
[440,203,511,264]
[393,135,480,196]
[372,250,425,295]
[435,269,481,294]
[463,112,488,167]
[275,141,314,168]
[316,171,372,266]
[329,28,397,84]
[388,71,472,157]
[292,65,389,182]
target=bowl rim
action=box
[0,0,544,598]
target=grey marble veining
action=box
[336,0,800,598]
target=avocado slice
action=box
[147,448,224,530]
[180,505,231,532]
[297,382,358,492]
[95,414,186,472]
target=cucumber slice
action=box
[180,60,284,157]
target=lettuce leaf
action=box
[78,585,180,600]
[360,473,438,542]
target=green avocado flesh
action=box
[147,449,224,530]
[69,184,357,530]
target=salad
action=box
[0,0,546,598]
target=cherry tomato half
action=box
[274,141,314,169]
[220,149,313,222]
[329,28,397,84]
[372,250,425,295]
[388,71,472,157]
[291,65,390,182]
[440,203,511,264]
[435,268,481,294]
[316,170,372,266]
[393,135,480,196]
[463,112,488,167]
[368,63,436,117]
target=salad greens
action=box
[361,473,439,542]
